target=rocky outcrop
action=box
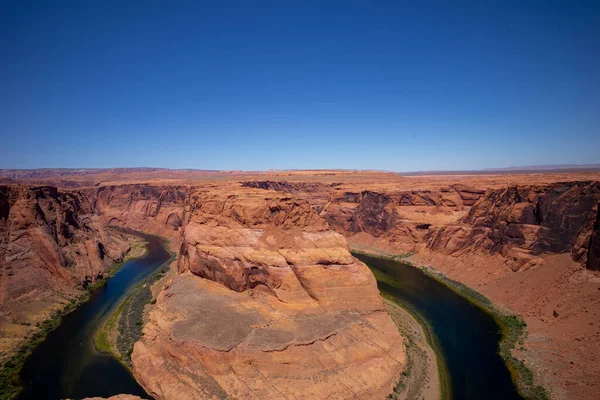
[241,180,340,193]
[588,207,600,270]
[86,185,189,245]
[0,185,135,362]
[572,194,600,271]
[322,191,400,237]
[427,181,600,270]
[322,186,484,238]
[388,186,485,209]
[237,182,486,247]
[132,190,405,400]
[348,191,399,236]
[451,184,487,206]
[1,183,189,332]
[0,185,133,307]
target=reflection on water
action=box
[354,253,522,400]
[17,232,170,400]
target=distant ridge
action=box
[483,164,600,171]
[0,168,224,179]
[1,165,599,180]
[400,164,600,176]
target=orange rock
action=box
[84,395,144,400]
[132,191,406,399]
[427,181,600,271]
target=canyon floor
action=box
[2,168,600,399]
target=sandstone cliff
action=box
[237,179,600,270]
[86,185,189,246]
[316,186,484,253]
[0,185,135,362]
[241,180,340,193]
[240,181,486,252]
[426,181,600,271]
[132,189,406,400]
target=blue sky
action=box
[2,1,599,171]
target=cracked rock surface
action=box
[132,190,406,400]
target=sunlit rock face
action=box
[0,185,135,363]
[426,181,600,271]
[0,186,130,313]
[132,188,406,400]
[86,184,189,243]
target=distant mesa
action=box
[399,163,600,176]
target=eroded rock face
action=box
[132,190,406,400]
[318,186,486,252]
[585,206,600,270]
[241,180,340,193]
[86,185,189,243]
[452,184,487,206]
[0,185,134,362]
[1,183,190,331]
[426,181,600,270]
[0,185,133,308]
[347,191,399,236]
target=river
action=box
[354,252,522,400]
[17,231,170,400]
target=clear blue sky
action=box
[2,1,599,171]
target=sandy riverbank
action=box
[384,298,441,400]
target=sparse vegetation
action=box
[94,290,129,356]
[0,307,68,399]
[0,266,122,399]
[418,270,549,400]
[0,235,148,400]
[95,253,174,369]
[381,291,450,400]
[353,249,551,400]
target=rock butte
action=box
[2,169,600,399]
[134,192,406,399]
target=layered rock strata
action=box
[86,185,189,246]
[0,185,134,362]
[132,191,406,399]
[426,181,600,271]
